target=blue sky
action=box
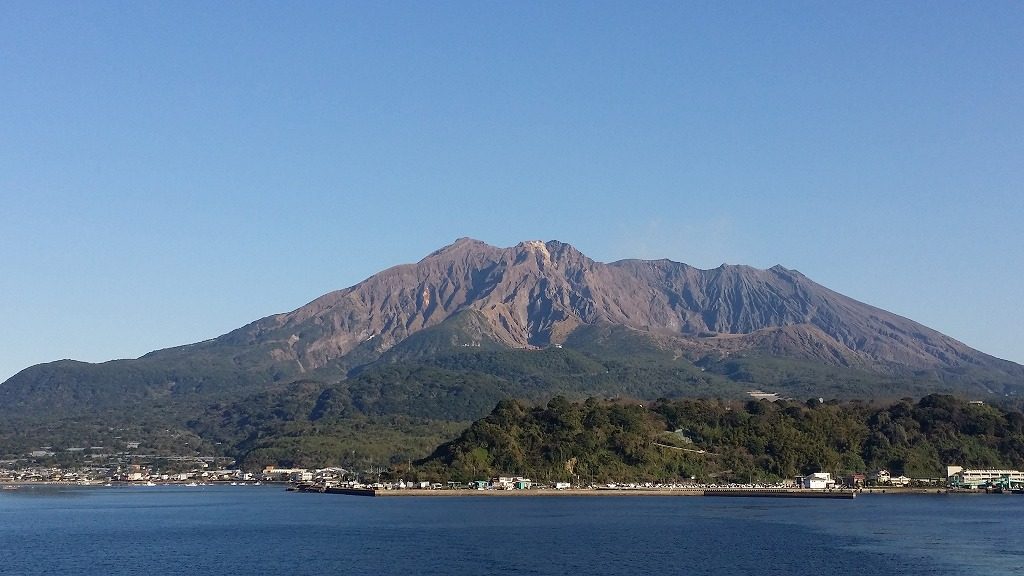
[1,2,1021,383]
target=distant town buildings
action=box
[946,465,1024,489]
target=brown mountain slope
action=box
[7,236,1023,465]
[198,237,1019,382]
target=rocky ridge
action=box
[4,237,1022,415]
[197,237,1017,380]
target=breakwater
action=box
[294,485,855,498]
[295,484,377,496]
[703,489,856,499]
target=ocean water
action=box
[1,486,1022,576]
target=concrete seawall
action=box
[703,489,856,499]
[295,486,856,498]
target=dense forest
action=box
[4,341,1022,473]
[3,330,999,469]
[412,395,1024,484]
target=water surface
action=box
[2,486,1021,575]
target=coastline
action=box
[295,485,991,498]
[0,481,976,497]
[360,488,705,497]
[300,486,863,498]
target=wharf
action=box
[294,484,377,497]
[293,485,855,498]
[703,489,855,499]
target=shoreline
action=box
[298,486,879,498]
[0,481,983,497]
[299,486,994,498]
[0,480,281,488]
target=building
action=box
[261,467,309,482]
[490,476,533,489]
[890,475,912,487]
[946,465,1024,488]
[868,469,890,485]
[841,473,866,488]
[798,472,834,490]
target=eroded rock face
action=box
[218,237,1019,377]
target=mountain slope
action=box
[2,238,1022,462]
[197,237,1023,384]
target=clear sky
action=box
[1,2,1021,383]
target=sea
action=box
[2,485,1022,576]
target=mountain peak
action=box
[514,240,553,263]
[422,237,492,260]
[6,238,1023,412]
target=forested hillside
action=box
[414,395,1024,483]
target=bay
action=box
[1,486,1022,576]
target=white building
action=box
[868,469,890,485]
[946,465,1024,488]
[261,467,309,482]
[800,472,834,489]
[490,476,532,489]
[890,475,912,487]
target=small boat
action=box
[185,482,198,487]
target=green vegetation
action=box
[185,380,468,469]
[2,326,1021,473]
[413,395,1024,484]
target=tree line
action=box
[411,394,1024,483]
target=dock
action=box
[294,484,377,497]
[293,484,855,498]
[703,489,855,499]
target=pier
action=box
[293,484,856,498]
[703,489,856,499]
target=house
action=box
[841,473,866,488]
[491,476,515,489]
[490,476,533,489]
[868,469,890,485]
[890,475,912,487]
[799,472,834,490]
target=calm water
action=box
[1,486,1022,575]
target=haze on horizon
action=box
[1,2,1021,383]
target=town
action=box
[3,456,1023,494]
